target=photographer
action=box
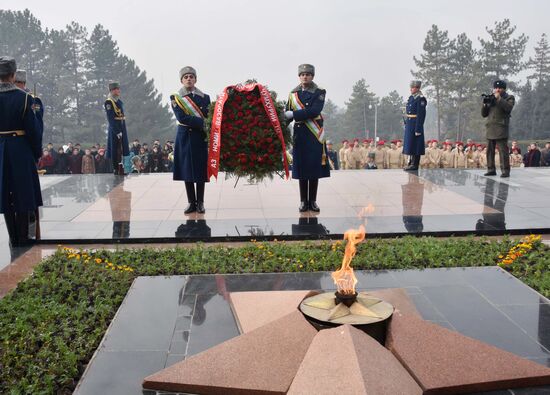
[481,80,515,178]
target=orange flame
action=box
[331,225,366,295]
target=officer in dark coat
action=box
[285,64,330,212]
[15,69,44,136]
[0,57,42,246]
[481,80,515,178]
[104,82,130,175]
[403,80,427,171]
[170,66,210,214]
[326,140,339,170]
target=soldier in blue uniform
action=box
[170,66,210,214]
[0,57,42,246]
[285,64,330,212]
[15,69,44,135]
[403,80,427,171]
[104,82,129,175]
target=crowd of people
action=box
[37,139,176,175]
[326,138,550,170]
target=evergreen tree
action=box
[377,91,405,139]
[479,19,528,87]
[65,22,88,127]
[412,25,451,141]
[322,99,345,142]
[343,79,377,140]
[445,33,483,141]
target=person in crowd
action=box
[481,80,515,178]
[104,81,129,175]
[68,147,82,174]
[427,140,442,169]
[131,154,142,173]
[138,146,149,172]
[95,148,111,173]
[386,140,402,169]
[130,139,141,155]
[440,142,455,168]
[403,80,427,171]
[0,57,43,246]
[170,66,210,214]
[374,141,386,169]
[364,152,377,169]
[523,143,541,167]
[509,140,521,155]
[540,142,550,166]
[510,148,523,167]
[285,63,330,212]
[345,140,362,169]
[454,142,467,169]
[38,149,55,173]
[54,147,69,174]
[150,145,164,173]
[339,140,348,170]
[81,148,96,174]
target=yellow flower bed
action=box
[497,235,541,267]
[60,246,134,272]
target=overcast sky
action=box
[2,0,547,107]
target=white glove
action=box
[284,110,294,120]
[117,133,122,139]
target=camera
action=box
[481,93,495,105]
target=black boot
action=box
[299,180,308,212]
[196,182,205,213]
[15,212,31,246]
[4,212,18,246]
[404,155,415,170]
[308,179,320,212]
[184,182,197,214]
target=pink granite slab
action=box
[288,324,423,395]
[230,288,419,334]
[142,311,317,394]
[386,313,550,394]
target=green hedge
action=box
[0,236,548,394]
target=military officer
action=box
[403,80,427,171]
[14,70,44,136]
[285,64,330,212]
[170,66,210,214]
[0,57,42,246]
[326,140,339,170]
[481,80,515,178]
[104,82,130,175]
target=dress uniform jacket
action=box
[338,147,347,170]
[386,148,402,169]
[454,152,467,168]
[0,83,42,213]
[481,93,515,140]
[441,150,455,168]
[104,96,130,160]
[403,93,427,156]
[287,83,330,180]
[170,88,210,182]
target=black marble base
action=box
[74,267,550,395]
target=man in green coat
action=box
[481,80,515,178]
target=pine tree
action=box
[445,33,482,141]
[413,25,451,141]
[65,22,88,127]
[322,99,344,142]
[524,33,550,138]
[479,19,528,87]
[378,91,405,139]
[343,79,377,140]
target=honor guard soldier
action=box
[481,80,515,178]
[104,82,129,175]
[14,69,44,135]
[0,57,43,246]
[170,66,210,214]
[285,64,330,212]
[326,140,339,170]
[403,80,427,171]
